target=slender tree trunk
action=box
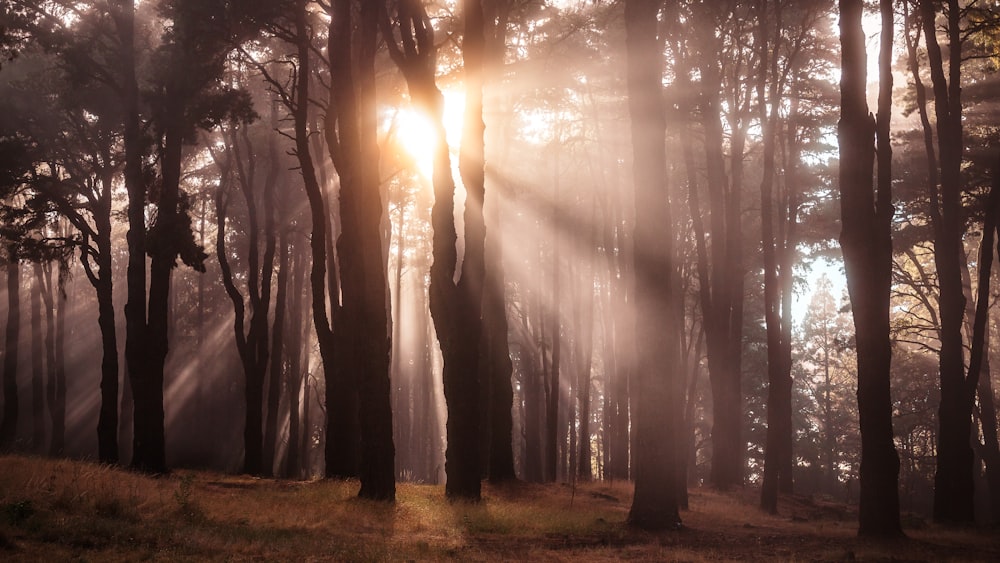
[1,252,19,450]
[695,12,745,488]
[838,0,902,537]
[94,181,119,464]
[546,162,561,483]
[759,0,793,513]
[266,223,288,477]
[918,0,976,525]
[48,258,67,456]
[31,265,44,451]
[576,264,594,482]
[625,0,682,531]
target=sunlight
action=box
[391,90,465,179]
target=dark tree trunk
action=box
[693,5,745,489]
[758,0,793,514]
[285,238,306,478]
[39,265,56,454]
[323,0,394,499]
[265,223,288,477]
[48,258,67,456]
[625,0,683,531]
[382,0,486,500]
[284,1,353,481]
[481,0,516,485]
[1,252,19,450]
[918,0,976,526]
[139,101,184,474]
[94,179,119,464]
[838,0,902,537]
[31,265,44,451]
[979,321,1000,523]
[966,156,1000,526]
[113,0,159,474]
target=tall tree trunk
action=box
[625,0,682,531]
[576,264,595,482]
[966,156,1000,526]
[1,252,19,450]
[838,0,902,537]
[759,0,793,513]
[695,7,745,489]
[383,0,486,499]
[140,99,184,474]
[48,258,67,457]
[919,0,976,525]
[266,223,288,477]
[31,265,44,451]
[94,176,119,464]
[285,237,306,479]
[546,162,561,483]
[326,0,395,500]
[480,0,516,485]
[113,0,157,473]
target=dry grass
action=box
[0,455,997,561]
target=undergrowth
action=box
[0,455,996,562]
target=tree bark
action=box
[759,0,793,514]
[693,4,745,489]
[1,251,19,450]
[919,0,976,525]
[838,0,902,537]
[94,173,119,464]
[327,0,395,500]
[625,0,683,531]
[31,264,44,451]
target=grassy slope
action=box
[0,455,997,561]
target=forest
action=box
[0,0,999,552]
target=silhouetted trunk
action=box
[215,121,278,477]
[523,318,544,482]
[693,5,745,489]
[480,0,516,485]
[1,252,19,450]
[979,323,1000,523]
[285,239,307,479]
[966,156,1000,526]
[546,159,561,483]
[759,0,792,513]
[381,0,484,500]
[48,259,67,457]
[39,264,56,455]
[917,0,976,526]
[140,96,183,474]
[265,224,288,477]
[575,265,594,482]
[601,185,631,481]
[327,0,395,500]
[31,265,44,451]
[113,0,158,473]
[625,0,683,531]
[838,0,902,537]
[93,175,119,464]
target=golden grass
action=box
[0,454,997,561]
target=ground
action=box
[0,455,997,561]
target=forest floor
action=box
[0,455,997,561]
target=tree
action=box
[327,0,395,501]
[212,116,279,476]
[382,0,487,500]
[625,0,683,531]
[913,0,978,525]
[837,0,902,537]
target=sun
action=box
[390,89,465,179]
